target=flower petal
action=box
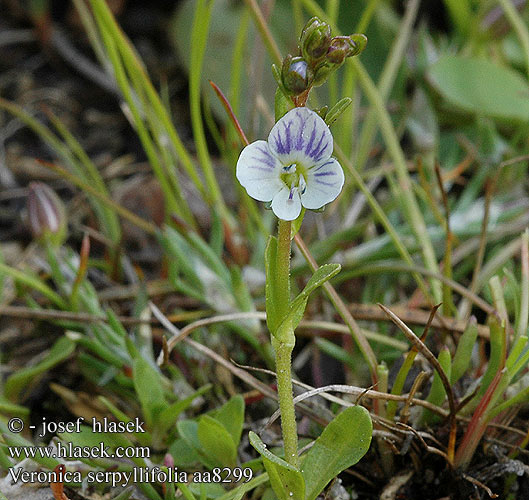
[268,108,333,166]
[301,157,344,209]
[236,140,284,201]
[271,186,302,221]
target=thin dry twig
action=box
[396,422,449,461]
[460,174,497,320]
[0,304,206,325]
[461,473,499,499]
[400,371,428,426]
[378,304,458,464]
[347,303,490,338]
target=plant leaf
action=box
[177,419,219,470]
[5,336,75,402]
[275,87,294,121]
[198,415,237,468]
[296,263,341,306]
[249,431,305,500]
[427,55,529,122]
[156,384,212,438]
[421,346,452,425]
[276,263,341,338]
[291,208,306,239]
[325,98,352,126]
[212,394,245,448]
[132,357,167,428]
[301,406,372,500]
[451,317,478,384]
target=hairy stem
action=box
[276,220,292,320]
[273,335,299,467]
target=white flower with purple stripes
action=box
[236,107,344,221]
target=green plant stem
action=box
[276,220,292,319]
[272,335,299,468]
[273,219,299,467]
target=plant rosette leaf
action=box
[198,415,238,468]
[177,420,212,467]
[211,395,245,448]
[156,384,212,440]
[59,425,137,462]
[178,413,241,470]
[249,431,305,500]
[301,405,372,500]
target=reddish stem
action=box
[454,367,505,468]
[208,80,249,146]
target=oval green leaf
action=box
[301,406,372,500]
[198,415,237,468]
[213,394,245,447]
[427,55,529,122]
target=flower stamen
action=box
[299,175,307,195]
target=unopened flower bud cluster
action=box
[281,17,367,96]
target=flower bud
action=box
[163,453,175,468]
[326,34,368,65]
[326,36,354,65]
[300,17,332,62]
[312,61,336,87]
[27,182,67,246]
[349,34,368,56]
[281,55,314,95]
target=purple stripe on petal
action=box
[314,171,336,176]
[315,179,338,187]
[283,121,293,153]
[275,135,286,154]
[313,160,334,172]
[304,122,317,157]
[250,156,275,168]
[310,130,328,161]
[294,110,306,150]
[256,145,277,163]
[248,165,275,172]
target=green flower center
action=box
[281,164,307,194]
